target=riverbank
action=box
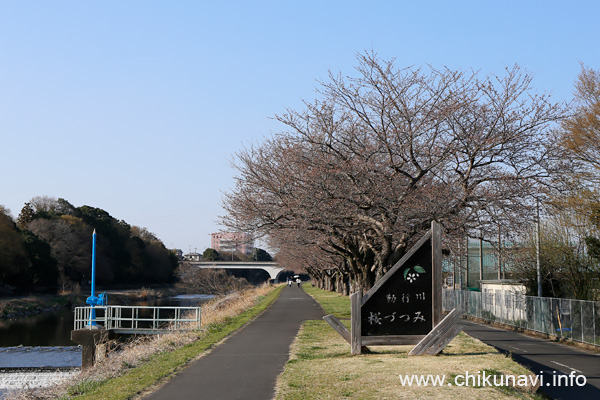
[0,287,177,319]
[12,284,282,399]
[275,285,546,400]
[0,294,78,318]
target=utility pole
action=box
[465,234,469,288]
[497,226,502,280]
[536,198,542,297]
[479,233,484,286]
[453,253,457,290]
[455,240,463,290]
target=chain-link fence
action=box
[443,289,600,347]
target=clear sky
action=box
[1,1,599,253]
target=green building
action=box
[445,238,510,290]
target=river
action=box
[0,293,213,398]
[0,294,214,349]
[0,294,213,398]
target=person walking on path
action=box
[143,285,323,400]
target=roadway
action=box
[463,320,600,399]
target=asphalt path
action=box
[463,320,600,399]
[144,284,323,400]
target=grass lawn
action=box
[275,285,545,400]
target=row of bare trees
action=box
[222,52,572,293]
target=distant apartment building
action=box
[211,232,254,255]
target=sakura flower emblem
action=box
[403,265,426,283]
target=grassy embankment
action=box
[19,284,283,400]
[275,285,546,400]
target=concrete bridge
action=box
[188,261,285,281]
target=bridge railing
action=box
[74,305,201,333]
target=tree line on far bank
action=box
[0,196,178,294]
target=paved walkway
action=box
[144,285,323,400]
[463,320,600,399]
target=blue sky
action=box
[1,1,599,252]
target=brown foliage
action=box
[561,64,600,179]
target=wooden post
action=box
[408,308,464,356]
[432,221,442,327]
[323,315,351,344]
[350,291,362,355]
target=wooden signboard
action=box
[325,221,462,355]
[361,235,434,337]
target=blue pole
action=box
[86,229,98,327]
[91,229,97,297]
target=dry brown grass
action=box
[12,284,276,400]
[58,284,82,296]
[276,285,544,400]
[135,287,158,300]
[276,321,542,400]
[200,284,272,326]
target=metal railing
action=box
[443,289,600,347]
[74,305,201,333]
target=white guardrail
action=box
[74,305,201,334]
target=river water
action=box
[0,308,75,348]
[0,294,213,398]
[0,294,214,349]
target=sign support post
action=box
[350,291,362,355]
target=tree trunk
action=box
[341,273,350,296]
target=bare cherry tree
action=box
[223,52,566,292]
